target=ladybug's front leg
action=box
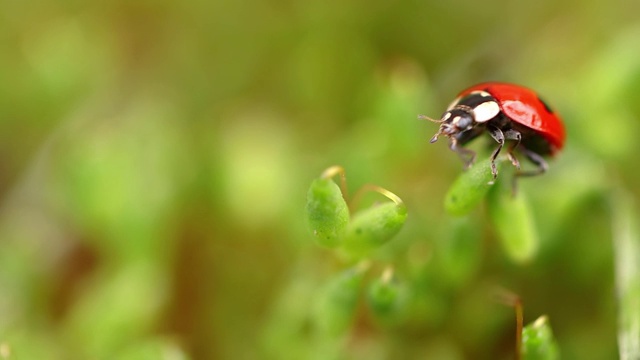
[488,127,523,178]
[487,126,505,178]
[449,139,476,170]
[503,129,522,170]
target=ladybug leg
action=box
[507,153,520,170]
[487,126,505,178]
[449,139,476,169]
[517,148,548,177]
[503,129,522,170]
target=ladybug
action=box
[420,82,565,178]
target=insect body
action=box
[421,82,565,178]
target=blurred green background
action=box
[2,0,640,359]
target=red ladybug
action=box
[420,82,565,178]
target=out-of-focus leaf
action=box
[611,192,640,360]
[314,263,368,338]
[435,216,482,288]
[367,268,407,323]
[62,264,168,359]
[0,330,64,360]
[113,338,190,360]
[487,176,538,263]
[522,316,559,360]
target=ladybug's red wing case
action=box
[458,82,566,154]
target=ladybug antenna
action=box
[418,114,446,143]
[418,114,442,123]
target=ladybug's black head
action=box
[425,106,475,143]
[420,91,502,144]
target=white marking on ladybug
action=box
[473,101,500,122]
[470,90,492,97]
[442,112,452,121]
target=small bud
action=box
[521,316,560,360]
[367,268,406,322]
[306,173,349,248]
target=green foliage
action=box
[62,264,168,358]
[306,177,350,247]
[314,264,368,338]
[434,217,483,287]
[611,193,640,360]
[521,316,560,360]
[114,338,190,360]
[0,1,636,358]
[342,202,407,258]
[487,174,539,263]
[367,269,407,323]
[444,158,499,216]
[444,158,538,263]
[0,331,63,360]
[306,167,407,258]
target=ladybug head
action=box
[420,107,475,143]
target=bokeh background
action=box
[2,0,640,359]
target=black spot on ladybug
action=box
[538,97,554,114]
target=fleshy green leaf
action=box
[435,216,482,288]
[306,177,349,247]
[445,158,499,216]
[62,264,168,358]
[487,176,538,263]
[341,202,407,258]
[367,268,406,323]
[522,316,560,360]
[314,263,368,337]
